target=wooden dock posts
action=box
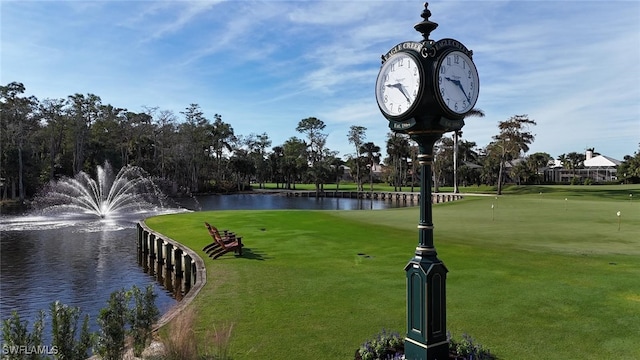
[284,190,463,203]
[137,221,207,329]
[136,222,202,304]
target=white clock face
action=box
[376,52,421,118]
[436,50,479,115]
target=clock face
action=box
[435,50,479,115]
[375,52,422,118]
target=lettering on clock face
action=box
[376,52,421,117]
[437,51,479,114]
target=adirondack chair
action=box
[203,226,235,253]
[203,222,236,253]
[203,233,239,257]
[203,222,243,259]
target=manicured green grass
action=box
[145,185,640,359]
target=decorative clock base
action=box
[404,257,449,360]
[403,132,448,360]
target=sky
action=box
[2,0,639,162]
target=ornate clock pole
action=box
[374,3,480,360]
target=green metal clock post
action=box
[374,3,480,360]
[403,131,449,360]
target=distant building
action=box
[544,149,621,183]
[342,162,384,183]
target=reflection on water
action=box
[193,192,413,211]
[0,217,177,335]
[0,193,413,336]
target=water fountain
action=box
[34,161,171,218]
[0,162,184,337]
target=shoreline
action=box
[136,220,207,331]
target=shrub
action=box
[96,289,130,360]
[49,301,93,360]
[1,310,45,360]
[449,332,496,360]
[356,330,497,360]
[128,285,160,357]
[356,329,404,360]
[2,286,161,360]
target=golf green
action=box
[145,185,640,359]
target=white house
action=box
[545,149,621,183]
[582,149,621,182]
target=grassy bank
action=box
[145,185,640,359]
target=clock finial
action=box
[414,2,438,42]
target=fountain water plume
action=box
[35,162,171,218]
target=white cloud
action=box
[129,1,226,41]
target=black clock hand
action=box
[445,77,471,103]
[399,85,412,103]
[386,83,411,103]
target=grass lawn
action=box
[145,185,640,359]
[255,182,420,192]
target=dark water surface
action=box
[0,193,413,337]
[193,192,412,211]
[0,214,179,337]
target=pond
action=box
[0,193,414,336]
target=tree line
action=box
[2,81,638,202]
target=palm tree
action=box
[210,115,235,181]
[347,125,366,191]
[360,142,381,192]
[565,152,586,180]
[386,133,410,191]
[268,146,284,188]
[492,114,537,195]
[453,108,484,193]
[329,156,345,190]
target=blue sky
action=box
[2,1,639,162]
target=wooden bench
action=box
[203,222,243,259]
